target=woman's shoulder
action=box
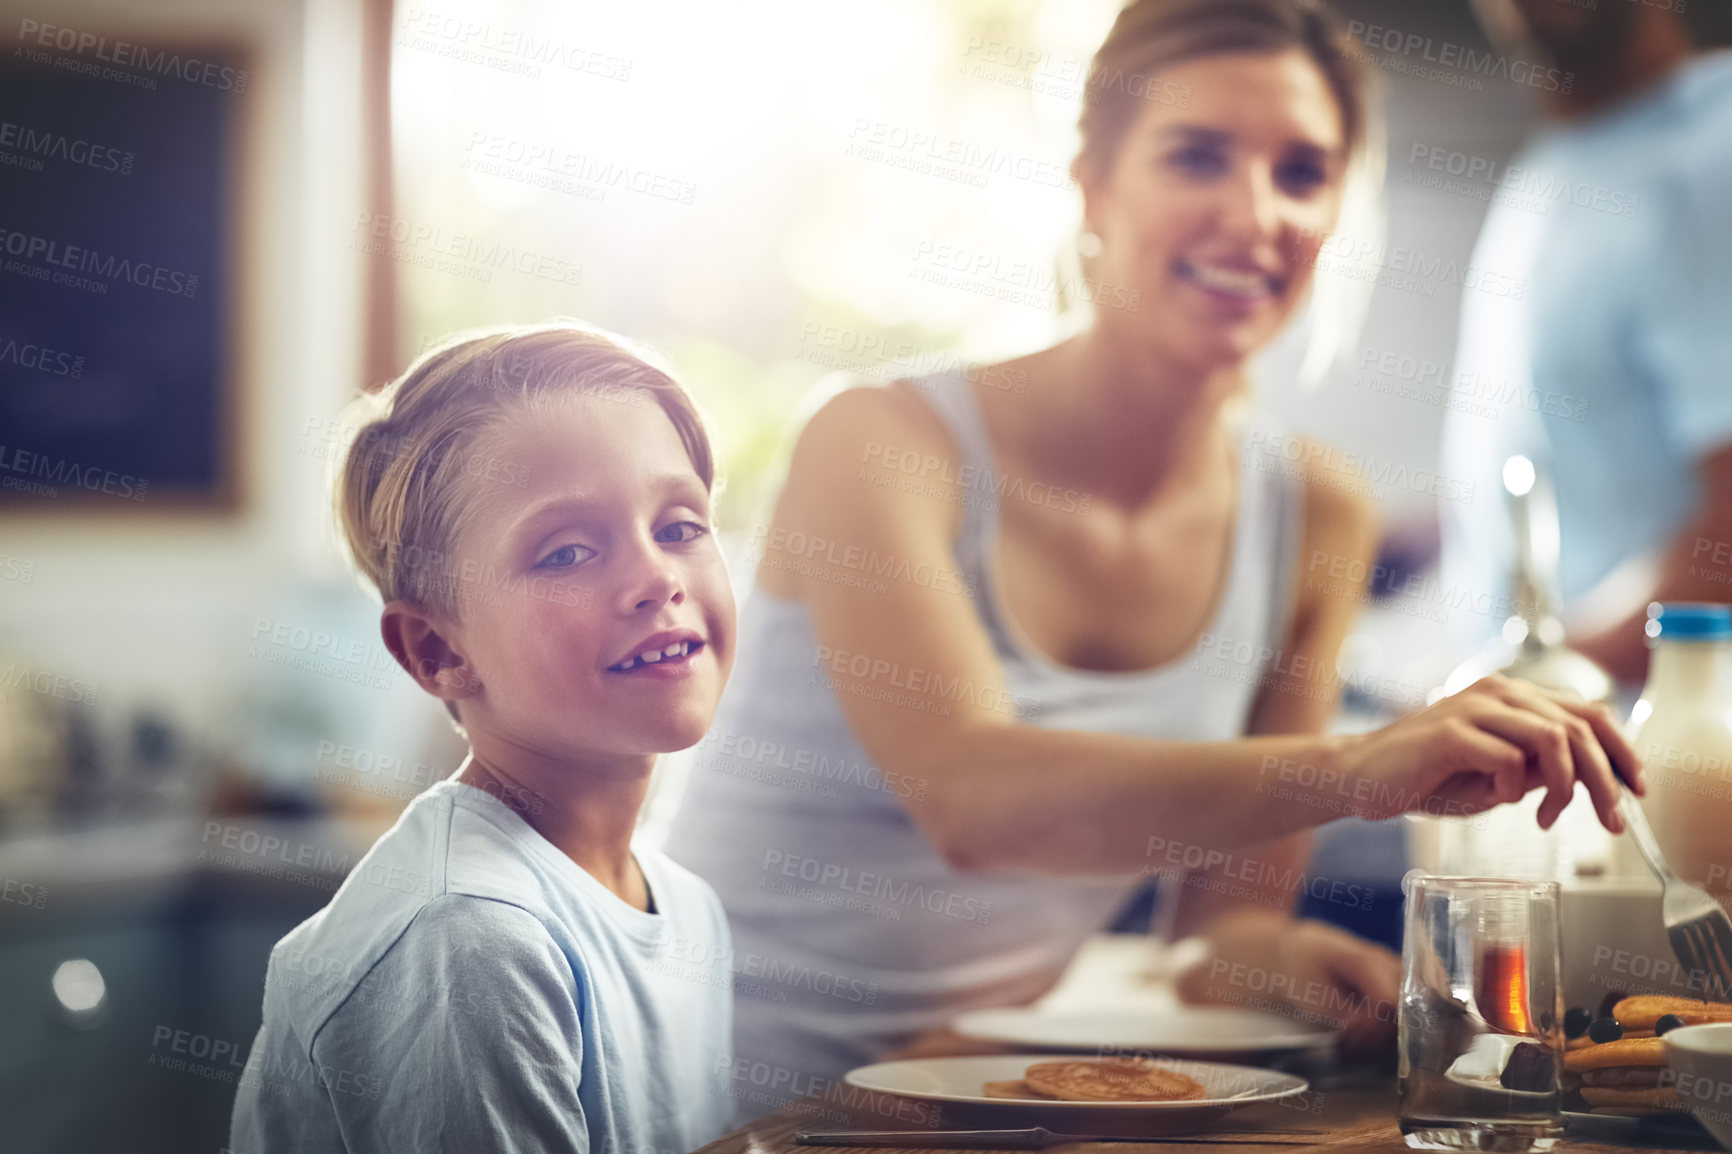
[1237,412,1378,563]
[1279,432,1379,568]
[771,372,970,544]
[790,372,961,468]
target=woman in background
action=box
[670,0,1638,1115]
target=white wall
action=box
[0,0,448,781]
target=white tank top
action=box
[666,369,1306,1109]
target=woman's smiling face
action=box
[442,389,735,763]
[1081,48,1350,370]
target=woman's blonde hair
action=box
[334,321,715,623]
[1074,0,1368,188]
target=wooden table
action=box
[694,1033,1719,1154]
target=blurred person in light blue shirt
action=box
[1442,0,1732,685]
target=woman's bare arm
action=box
[765,384,1640,877]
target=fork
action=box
[1617,789,1732,1002]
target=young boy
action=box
[230,322,738,1152]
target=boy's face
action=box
[443,389,734,764]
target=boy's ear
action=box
[380,601,483,707]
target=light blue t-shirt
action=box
[229,778,735,1154]
[1442,51,1732,646]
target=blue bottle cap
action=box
[1646,602,1732,642]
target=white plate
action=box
[1443,1033,1553,1099]
[952,1006,1337,1055]
[841,1054,1310,1130]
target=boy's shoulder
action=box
[259,781,731,1063]
[261,782,561,1056]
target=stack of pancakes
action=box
[1565,996,1732,1115]
[984,1058,1207,1103]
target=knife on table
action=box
[794,1126,1323,1147]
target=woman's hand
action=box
[1175,911,1401,1061]
[1342,673,1643,833]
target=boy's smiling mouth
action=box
[607,629,706,674]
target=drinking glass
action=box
[1399,875,1564,1152]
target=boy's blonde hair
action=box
[335,320,715,628]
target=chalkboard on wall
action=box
[0,26,250,512]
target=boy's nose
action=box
[619,541,685,613]
[635,584,684,612]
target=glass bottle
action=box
[1616,603,1732,902]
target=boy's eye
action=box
[538,543,596,569]
[656,521,709,545]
